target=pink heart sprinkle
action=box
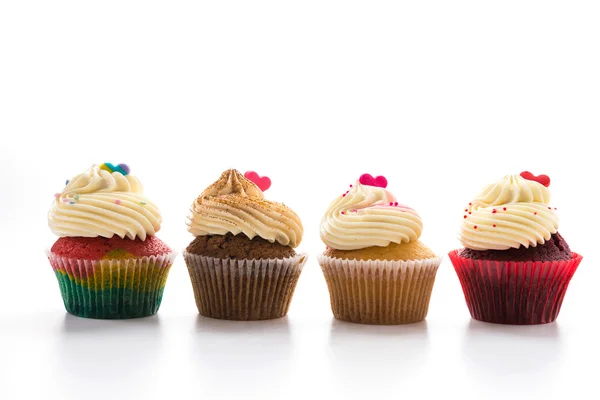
[520,171,550,187]
[359,173,388,188]
[244,171,271,192]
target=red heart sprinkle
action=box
[359,173,388,188]
[520,171,550,187]
[244,171,271,192]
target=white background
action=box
[1,1,600,399]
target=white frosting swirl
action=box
[320,182,423,250]
[48,165,161,240]
[459,174,559,250]
[188,169,303,247]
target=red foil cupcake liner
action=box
[448,250,582,325]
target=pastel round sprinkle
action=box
[117,164,130,175]
[140,201,147,205]
[69,201,76,205]
[73,194,80,200]
[54,193,61,198]
[115,199,121,205]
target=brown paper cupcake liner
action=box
[183,252,307,321]
[318,255,441,325]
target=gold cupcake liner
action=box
[183,252,307,321]
[318,255,441,325]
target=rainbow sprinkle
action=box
[100,162,130,176]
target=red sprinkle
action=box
[468,212,471,214]
[464,209,468,212]
[503,207,507,211]
[474,225,478,229]
[350,184,353,187]
[389,202,393,206]
[534,212,537,215]
[342,194,346,197]
[493,224,497,227]
[341,211,345,215]
[394,202,398,206]
[492,209,497,214]
[469,203,472,205]
[463,215,467,219]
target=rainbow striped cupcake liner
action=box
[48,252,176,319]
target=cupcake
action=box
[47,163,175,319]
[183,169,306,321]
[318,174,441,325]
[448,172,583,325]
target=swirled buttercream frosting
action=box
[320,181,423,251]
[459,174,559,251]
[187,169,303,247]
[48,164,162,240]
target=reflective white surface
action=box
[1,259,598,400]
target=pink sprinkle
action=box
[54,193,61,198]
[115,199,121,205]
[62,198,70,203]
[353,209,357,212]
[389,202,393,206]
[341,211,345,215]
[394,202,398,206]
[349,184,353,187]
